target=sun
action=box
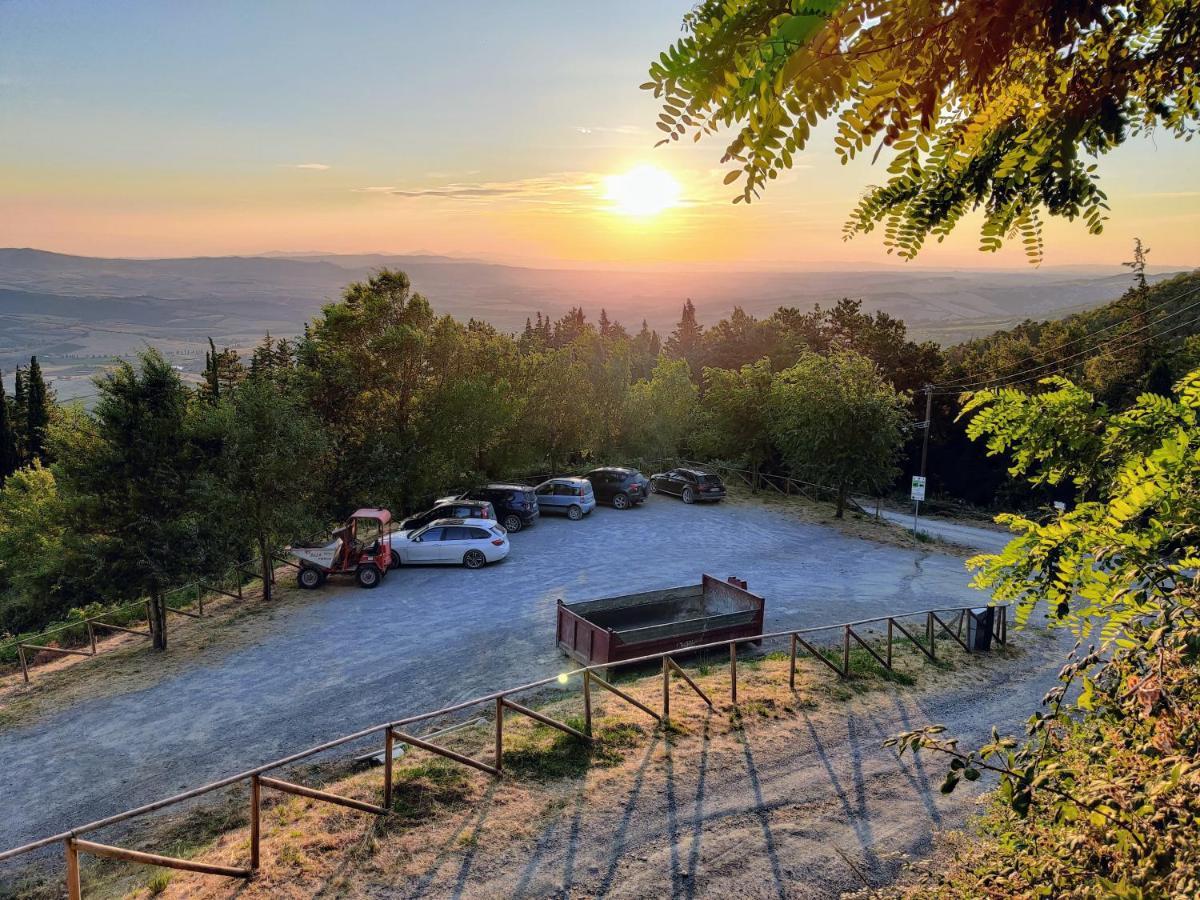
[603,165,682,217]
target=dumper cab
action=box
[291,508,393,589]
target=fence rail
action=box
[0,601,1009,898]
[1,527,334,685]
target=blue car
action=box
[534,477,596,520]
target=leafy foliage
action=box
[893,366,1200,897]
[646,0,1200,260]
[768,350,909,515]
[53,350,204,649]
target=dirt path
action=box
[398,634,1065,899]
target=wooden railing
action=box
[0,601,1009,898]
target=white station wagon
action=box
[384,517,510,569]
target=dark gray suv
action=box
[582,467,650,509]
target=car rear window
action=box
[698,474,721,484]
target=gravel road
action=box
[0,495,998,863]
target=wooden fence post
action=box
[65,838,81,900]
[788,633,797,690]
[383,728,394,810]
[583,670,592,736]
[886,619,893,669]
[87,621,96,655]
[843,626,851,676]
[197,583,204,617]
[729,643,738,704]
[250,774,261,871]
[494,697,504,773]
[18,644,30,683]
[927,612,936,661]
[662,657,670,722]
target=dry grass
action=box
[23,630,1020,900]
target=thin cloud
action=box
[284,163,331,170]
[386,173,599,205]
[351,186,396,193]
[575,125,642,135]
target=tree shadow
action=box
[800,711,882,878]
[683,709,712,900]
[409,778,501,898]
[595,734,662,898]
[734,726,787,898]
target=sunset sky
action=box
[2,0,1198,269]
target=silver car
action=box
[384,518,510,569]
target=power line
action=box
[935,283,1200,390]
[933,314,1200,396]
[932,287,1200,395]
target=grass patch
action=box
[145,870,172,895]
[387,759,474,826]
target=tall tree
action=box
[665,299,704,373]
[646,0,1200,261]
[624,358,699,460]
[0,374,18,481]
[197,378,328,602]
[769,351,909,516]
[56,350,200,649]
[24,356,50,463]
[697,359,775,486]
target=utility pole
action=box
[913,385,933,535]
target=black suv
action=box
[445,484,540,533]
[583,467,650,509]
[400,499,495,532]
[650,468,727,503]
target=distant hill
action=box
[0,248,1192,401]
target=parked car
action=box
[440,484,539,533]
[534,477,596,520]
[400,499,494,532]
[650,468,727,503]
[582,467,650,509]
[385,518,509,569]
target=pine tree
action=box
[12,366,26,461]
[665,299,704,372]
[25,356,50,463]
[599,308,612,338]
[0,373,18,480]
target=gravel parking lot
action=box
[0,494,990,858]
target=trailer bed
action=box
[556,574,765,667]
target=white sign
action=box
[1053,500,1066,512]
[911,476,927,502]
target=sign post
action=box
[910,475,927,536]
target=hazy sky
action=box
[2,1,1198,268]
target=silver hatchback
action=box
[534,477,596,520]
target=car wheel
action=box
[355,565,381,588]
[682,486,695,504]
[503,514,523,533]
[612,492,630,510]
[567,504,583,521]
[388,552,401,570]
[648,482,657,493]
[463,549,487,569]
[297,567,323,589]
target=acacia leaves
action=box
[646,0,1200,261]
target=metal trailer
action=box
[555,574,765,668]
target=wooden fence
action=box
[0,601,1008,898]
[1,540,322,686]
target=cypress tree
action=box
[25,356,50,462]
[12,366,27,461]
[0,373,18,480]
